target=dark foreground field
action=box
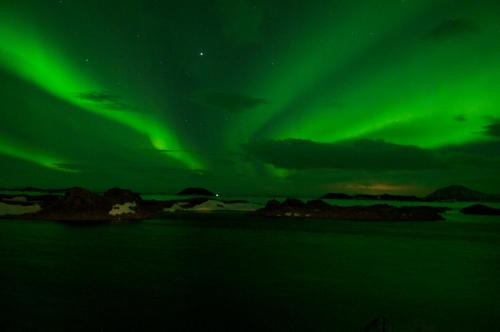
[1,215,500,331]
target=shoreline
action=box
[2,187,500,223]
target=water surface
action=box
[1,210,500,331]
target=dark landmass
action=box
[322,185,500,203]
[0,186,67,193]
[34,187,149,221]
[0,193,59,204]
[460,204,500,216]
[425,185,500,202]
[321,193,352,200]
[321,192,422,201]
[252,198,448,221]
[0,187,218,221]
[176,187,216,196]
[1,187,447,222]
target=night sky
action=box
[1,0,500,195]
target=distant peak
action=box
[426,185,499,202]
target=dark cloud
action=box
[454,114,467,122]
[78,92,132,110]
[441,140,500,156]
[484,122,500,138]
[190,91,267,113]
[438,140,500,169]
[244,139,446,171]
[425,18,479,41]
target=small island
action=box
[460,204,500,216]
[252,198,448,221]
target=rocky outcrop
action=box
[460,204,500,216]
[103,188,142,205]
[176,187,216,196]
[55,187,106,212]
[35,187,147,221]
[253,199,447,221]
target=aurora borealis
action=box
[1,0,500,195]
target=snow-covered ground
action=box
[164,200,262,213]
[2,196,28,203]
[0,202,41,216]
[109,202,137,216]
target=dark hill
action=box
[425,185,500,202]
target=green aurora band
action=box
[0,12,202,170]
[0,0,500,193]
[229,1,499,150]
[258,9,500,148]
[228,0,433,145]
[0,133,74,172]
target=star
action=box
[199,51,205,56]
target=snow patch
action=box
[163,200,261,213]
[109,202,137,216]
[2,196,28,203]
[0,202,41,216]
[163,203,190,213]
